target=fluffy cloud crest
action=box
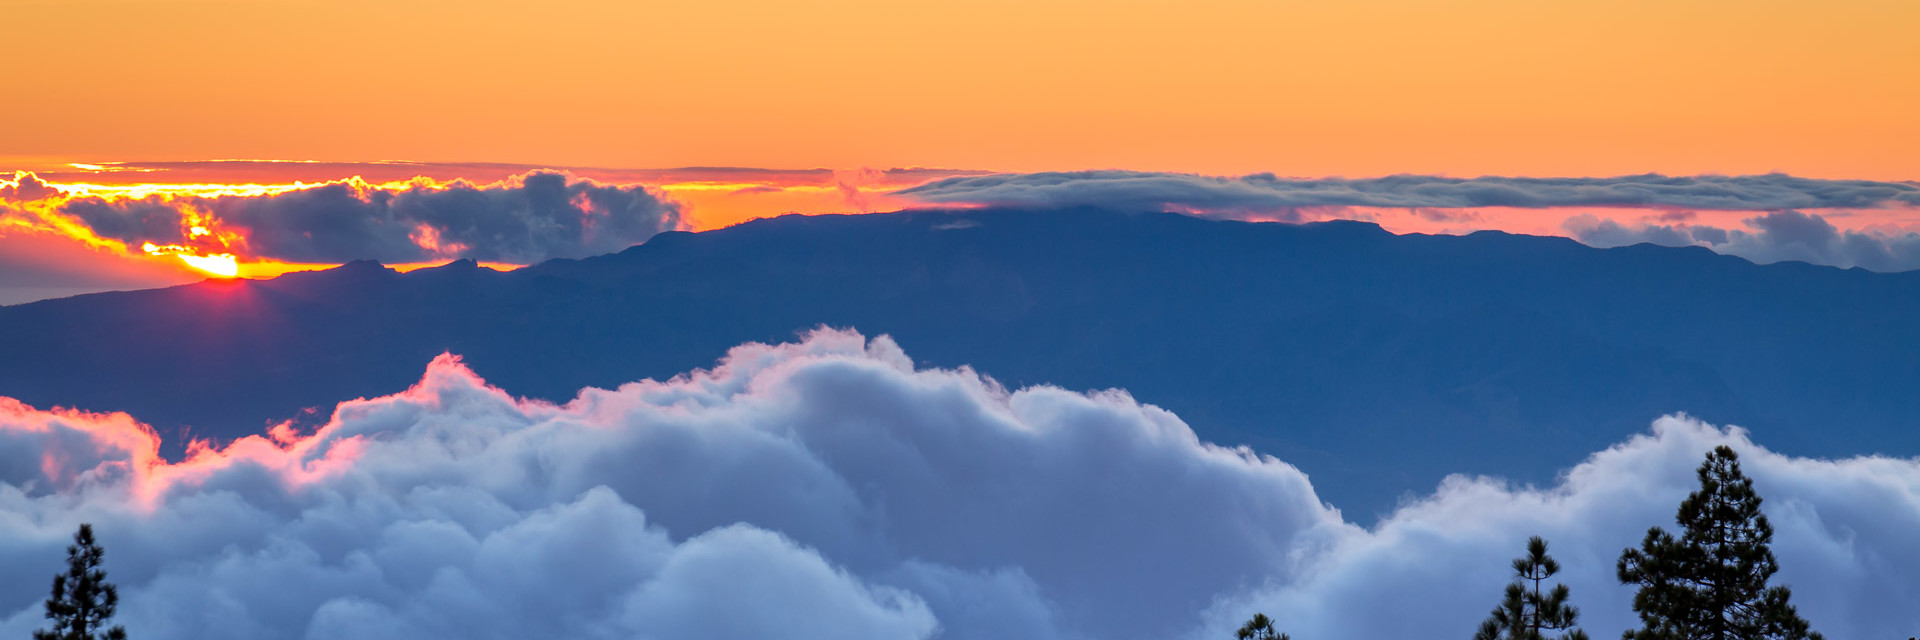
[897,171,1920,214]
[0,172,59,202]
[47,171,684,264]
[1565,211,1920,272]
[1,330,1917,640]
[1197,414,1920,640]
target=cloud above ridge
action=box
[0,330,1918,640]
[1565,210,1920,272]
[899,171,1920,272]
[897,171,1920,213]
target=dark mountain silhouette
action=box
[4,209,1917,517]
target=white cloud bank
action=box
[1565,210,1920,272]
[0,329,1916,640]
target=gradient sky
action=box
[5,0,1917,178]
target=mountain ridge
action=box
[4,209,1916,516]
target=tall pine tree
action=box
[1475,536,1589,640]
[1617,446,1821,640]
[36,524,127,640]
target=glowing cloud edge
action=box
[0,328,1913,639]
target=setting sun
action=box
[175,253,238,278]
[142,242,238,278]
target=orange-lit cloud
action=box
[2,169,690,280]
[0,393,363,510]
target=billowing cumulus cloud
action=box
[42,171,684,264]
[1565,211,1920,272]
[2,330,1918,639]
[1196,415,1920,639]
[897,170,1920,213]
[0,330,1348,640]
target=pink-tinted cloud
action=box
[0,330,1916,639]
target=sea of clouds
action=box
[1,329,1915,639]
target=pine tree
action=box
[35,524,128,640]
[1475,536,1589,640]
[1235,613,1292,640]
[1617,446,1821,640]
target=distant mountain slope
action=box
[4,209,1916,516]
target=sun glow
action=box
[143,242,239,278]
[176,253,239,278]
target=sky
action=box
[5,0,1918,178]
[4,0,1920,302]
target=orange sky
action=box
[4,0,1917,179]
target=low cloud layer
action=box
[899,171,1920,272]
[1565,211,1920,272]
[35,172,684,264]
[897,171,1920,213]
[1,330,1917,639]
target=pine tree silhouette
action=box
[1475,536,1589,640]
[1235,613,1292,640]
[35,524,127,640]
[1617,446,1821,640]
